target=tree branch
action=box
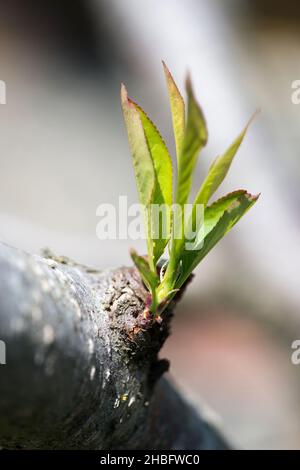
[0,243,229,449]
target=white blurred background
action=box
[0,0,300,449]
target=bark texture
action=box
[0,242,229,449]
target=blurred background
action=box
[0,0,300,449]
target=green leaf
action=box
[130,249,159,297]
[121,84,158,269]
[176,75,208,206]
[129,98,173,263]
[121,84,155,207]
[169,191,247,274]
[163,61,185,161]
[176,192,259,289]
[194,114,257,207]
[184,190,248,253]
[203,190,248,237]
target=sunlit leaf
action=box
[129,99,173,263]
[203,190,248,237]
[176,75,208,206]
[176,192,259,289]
[163,61,185,161]
[121,84,155,207]
[121,84,157,269]
[168,191,248,279]
[129,99,172,207]
[194,114,257,206]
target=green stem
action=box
[156,255,177,304]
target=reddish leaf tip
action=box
[120,83,129,103]
[162,61,185,111]
[242,191,261,203]
[252,192,261,201]
[129,247,137,257]
[185,70,193,94]
[162,60,170,74]
[245,109,261,132]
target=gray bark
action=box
[0,243,229,449]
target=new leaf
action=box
[163,61,185,161]
[194,115,257,207]
[121,84,155,208]
[176,75,208,206]
[176,192,259,289]
[129,99,173,264]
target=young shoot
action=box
[121,63,259,320]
